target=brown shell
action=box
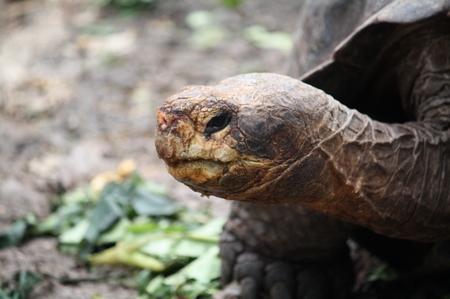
[298,0,450,123]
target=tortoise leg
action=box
[220,202,355,299]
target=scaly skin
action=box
[220,202,354,299]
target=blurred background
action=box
[0,0,303,297]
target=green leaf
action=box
[0,290,9,299]
[189,217,225,237]
[177,280,220,298]
[142,182,167,196]
[139,219,221,259]
[0,271,42,299]
[172,239,214,258]
[61,188,91,204]
[96,218,131,245]
[58,219,90,244]
[136,269,152,295]
[181,246,221,283]
[132,188,181,216]
[145,274,164,294]
[17,271,43,299]
[36,203,85,235]
[140,237,177,257]
[164,246,220,285]
[80,186,126,255]
[127,220,160,233]
[34,213,61,235]
[0,220,28,249]
[0,214,36,249]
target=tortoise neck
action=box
[298,96,450,242]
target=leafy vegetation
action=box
[0,214,36,250]
[0,271,42,299]
[0,161,225,298]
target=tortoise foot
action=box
[220,232,354,299]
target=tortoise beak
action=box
[154,107,192,163]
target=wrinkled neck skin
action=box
[286,98,450,242]
[266,97,450,243]
[255,97,450,243]
[155,73,450,242]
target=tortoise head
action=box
[155,73,329,203]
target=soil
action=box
[0,0,302,297]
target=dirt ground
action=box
[0,0,302,297]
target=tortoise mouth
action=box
[166,159,227,185]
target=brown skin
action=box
[155,73,450,242]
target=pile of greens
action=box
[0,161,225,299]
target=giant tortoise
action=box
[155,0,450,298]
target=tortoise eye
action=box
[204,113,231,136]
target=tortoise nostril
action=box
[157,110,169,131]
